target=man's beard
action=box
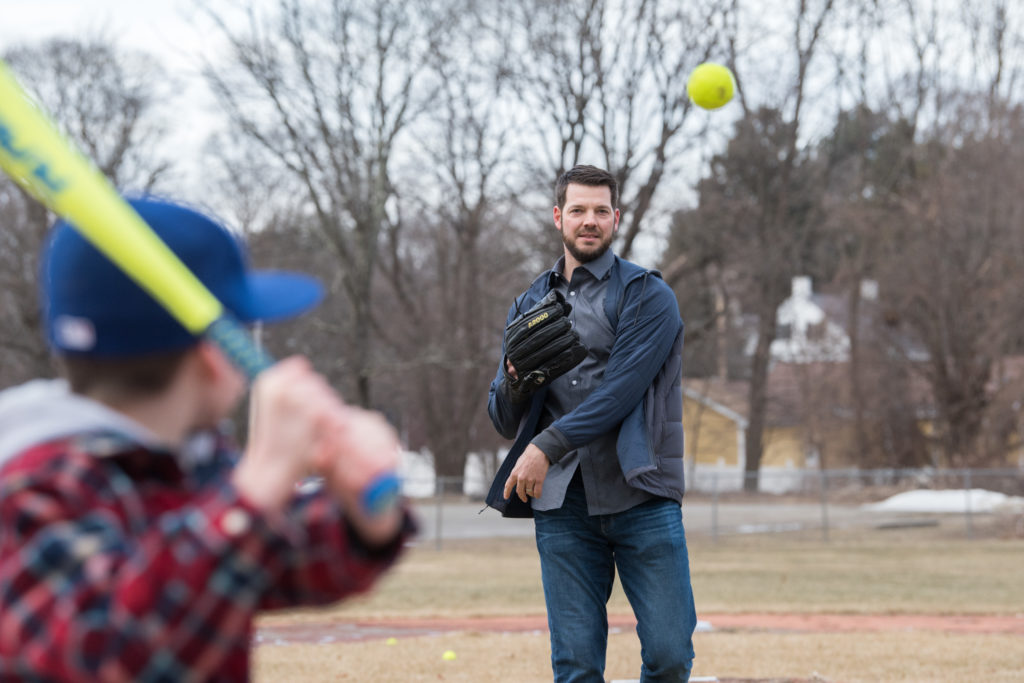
[562,229,613,263]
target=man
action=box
[487,165,696,682]
[0,197,414,681]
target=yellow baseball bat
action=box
[0,59,271,377]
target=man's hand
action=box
[315,407,404,545]
[503,444,551,502]
[233,357,340,512]
[232,357,403,543]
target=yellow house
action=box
[682,378,807,471]
[686,275,1024,472]
[682,359,1024,473]
[682,380,746,469]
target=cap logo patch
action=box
[54,315,96,350]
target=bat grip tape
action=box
[205,315,275,379]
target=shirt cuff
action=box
[531,426,572,464]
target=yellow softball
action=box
[687,62,735,110]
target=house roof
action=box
[682,377,749,426]
[685,360,904,428]
[683,365,828,428]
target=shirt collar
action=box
[549,248,617,285]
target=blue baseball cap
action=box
[40,196,324,356]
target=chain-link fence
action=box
[689,467,1024,542]
[403,468,1024,548]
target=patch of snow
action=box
[862,489,1023,513]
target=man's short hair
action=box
[555,165,619,211]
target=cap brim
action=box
[238,271,325,323]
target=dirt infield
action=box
[256,612,1024,645]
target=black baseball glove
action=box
[503,290,587,401]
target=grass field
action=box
[254,523,1024,682]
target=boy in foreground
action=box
[0,197,414,681]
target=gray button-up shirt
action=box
[530,249,656,515]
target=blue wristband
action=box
[362,472,402,516]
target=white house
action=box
[769,276,852,363]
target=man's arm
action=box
[256,490,415,611]
[238,356,415,607]
[531,277,681,464]
[0,358,411,679]
[0,462,285,679]
[0,459,412,680]
[258,403,417,610]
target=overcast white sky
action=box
[1,0,210,65]
[1,1,247,198]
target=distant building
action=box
[684,276,944,492]
[684,275,1024,490]
[769,275,850,363]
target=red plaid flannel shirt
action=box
[0,432,413,681]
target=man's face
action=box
[554,183,619,264]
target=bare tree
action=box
[818,105,925,468]
[877,105,1024,467]
[0,188,51,385]
[827,0,1024,467]
[820,0,912,469]
[673,106,828,486]
[0,38,174,389]
[4,38,174,190]
[959,0,1024,117]
[367,26,531,479]
[202,0,454,407]
[664,0,837,490]
[492,0,728,260]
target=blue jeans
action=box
[534,485,696,683]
